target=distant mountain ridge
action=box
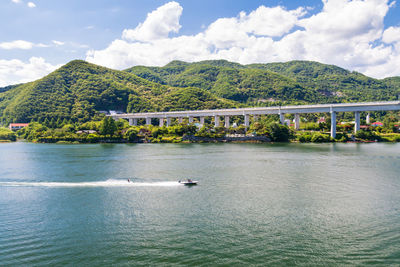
[126,60,400,104]
[0,59,399,124]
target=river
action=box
[0,142,399,265]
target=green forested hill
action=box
[0,59,399,124]
[127,61,318,104]
[0,60,236,123]
[126,60,400,104]
[0,84,21,93]
[249,61,399,102]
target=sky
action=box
[0,0,400,87]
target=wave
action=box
[0,179,182,188]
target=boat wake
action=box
[0,179,182,188]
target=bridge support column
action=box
[178,117,183,124]
[214,116,220,127]
[129,118,134,126]
[145,117,151,125]
[200,117,205,126]
[244,114,250,128]
[354,111,360,133]
[279,113,285,125]
[294,113,300,130]
[166,117,171,127]
[159,118,164,127]
[224,116,230,128]
[330,111,336,138]
[188,116,194,124]
[366,112,370,124]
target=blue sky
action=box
[1,0,400,86]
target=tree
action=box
[99,117,117,136]
[124,128,139,142]
[50,118,56,128]
[267,123,290,142]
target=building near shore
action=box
[9,123,29,131]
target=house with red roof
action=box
[371,122,383,127]
[9,123,29,131]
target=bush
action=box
[124,128,139,142]
[334,133,349,142]
[298,133,312,143]
[0,127,17,141]
[298,131,332,143]
[355,130,380,141]
[310,132,331,143]
[267,123,290,142]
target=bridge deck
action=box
[111,101,400,119]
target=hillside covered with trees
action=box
[126,60,400,105]
[0,59,399,124]
[0,60,236,124]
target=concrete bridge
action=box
[110,101,400,138]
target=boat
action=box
[179,179,198,185]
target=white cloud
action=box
[0,40,34,50]
[382,26,400,44]
[0,57,60,87]
[11,0,22,4]
[27,2,36,8]
[122,1,183,42]
[84,0,400,78]
[52,40,65,46]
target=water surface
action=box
[0,142,399,266]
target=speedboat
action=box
[179,179,198,186]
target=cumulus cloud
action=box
[83,0,400,78]
[122,1,183,42]
[0,57,60,87]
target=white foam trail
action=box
[0,179,181,188]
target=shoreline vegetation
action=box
[2,115,400,144]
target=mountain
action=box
[1,59,399,124]
[0,60,236,123]
[0,84,21,94]
[126,60,317,104]
[126,60,400,104]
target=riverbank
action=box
[7,118,400,144]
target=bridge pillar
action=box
[178,117,183,124]
[224,116,230,128]
[214,116,220,127]
[188,116,194,124]
[244,114,250,128]
[366,112,370,124]
[129,118,134,126]
[200,116,205,126]
[159,118,164,127]
[354,111,360,133]
[279,113,285,125]
[294,113,300,130]
[145,117,151,125]
[330,111,336,138]
[166,117,171,127]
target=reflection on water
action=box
[0,142,399,265]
